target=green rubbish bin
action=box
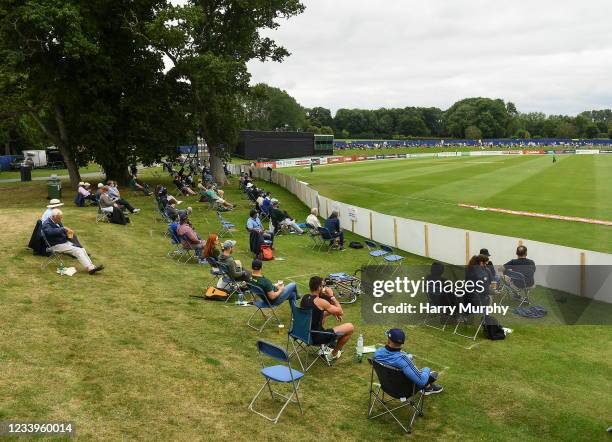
[47,175,62,200]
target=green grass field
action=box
[1,167,611,441]
[285,154,612,253]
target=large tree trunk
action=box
[101,155,129,185]
[54,105,81,188]
[209,146,228,186]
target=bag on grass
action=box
[349,241,363,249]
[484,316,506,340]
[205,287,229,301]
[260,244,274,261]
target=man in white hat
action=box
[41,199,64,222]
[77,182,96,204]
[41,208,104,275]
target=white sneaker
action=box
[318,346,332,357]
[133,208,140,214]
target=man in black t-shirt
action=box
[503,245,536,288]
[250,259,298,305]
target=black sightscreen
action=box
[236,131,315,160]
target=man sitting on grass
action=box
[300,276,354,362]
[374,328,444,395]
[218,240,251,282]
[42,209,104,275]
[250,259,298,305]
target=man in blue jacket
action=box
[41,209,104,275]
[374,329,443,395]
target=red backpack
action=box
[260,244,274,261]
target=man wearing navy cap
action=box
[373,328,443,395]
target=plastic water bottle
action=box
[58,262,65,276]
[236,292,245,306]
[356,334,364,363]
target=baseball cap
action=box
[386,328,405,344]
[222,240,236,250]
[479,248,491,257]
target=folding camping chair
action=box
[316,227,336,252]
[39,228,65,270]
[216,212,236,238]
[166,223,187,260]
[246,283,282,333]
[286,299,336,371]
[423,283,453,331]
[95,203,111,224]
[248,340,304,424]
[380,245,404,274]
[204,257,224,288]
[499,269,532,307]
[305,224,323,250]
[216,262,250,304]
[364,240,389,268]
[453,297,487,340]
[367,358,425,434]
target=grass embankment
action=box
[0,166,610,440]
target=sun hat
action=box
[46,199,64,208]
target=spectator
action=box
[173,174,197,196]
[77,182,97,203]
[324,210,345,250]
[250,259,299,304]
[166,204,192,222]
[300,276,354,362]
[464,255,491,307]
[218,240,251,282]
[41,199,64,222]
[306,207,321,229]
[373,329,444,395]
[98,186,130,224]
[247,209,274,256]
[129,163,138,176]
[425,262,456,308]
[176,214,205,258]
[106,181,140,213]
[503,245,536,288]
[269,200,304,234]
[479,248,500,286]
[95,183,104,201]
[130,174,151,196]
[203,183,234,210]
[202,233,221,259]
[42,209,104,275]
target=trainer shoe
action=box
[88,264,105,275]
[132,208,141,214]
[424,384,444,395]
[318,346,332,357]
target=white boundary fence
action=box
[229,157,612,303]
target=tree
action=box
[515,129,531,139]
[583,124,599,139]
[444,98,509,138]
[243,83,306,131]
[0,0,189,186]
[465,125,482,139]
[139,0,305,184]
[306,107,333,129]
[555,122,578,139]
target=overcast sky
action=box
[246,0,612,115]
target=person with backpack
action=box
[250,259,298,305]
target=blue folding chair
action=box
[305,223,323,250]
[365,240,388,267]
[216,211,236,238]
[380,245,404,274]
[286,299,336,371]
[248,340,304,424]
[247,283,282,333]
[499,269,532,307]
